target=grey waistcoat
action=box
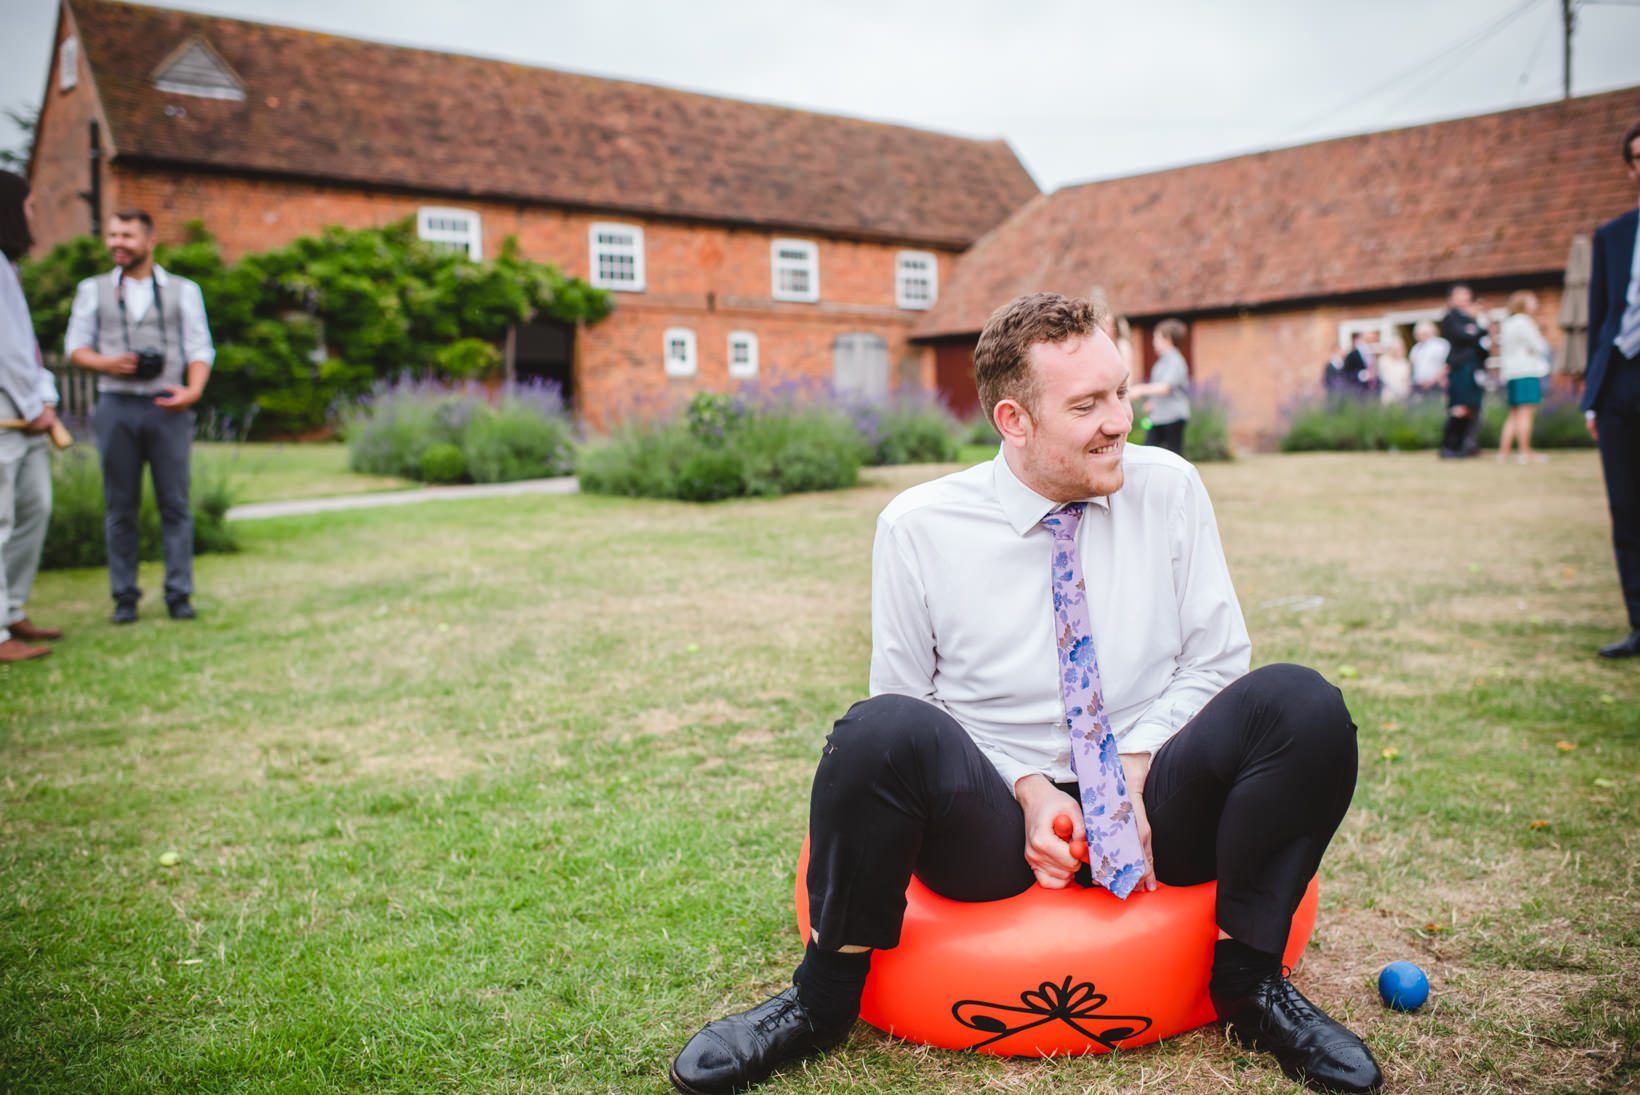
[94,273,188,395]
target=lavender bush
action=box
[344,379,575,483]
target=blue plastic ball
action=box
[1378,961,1429,1011]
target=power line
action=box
[1280,0,1547,143]
[1513,1,1560,103]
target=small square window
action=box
[663,327,697,378]
[590,222,646,292]
[59,37,79,91]
[896,251,938,310]
[727,331,759,380]
[771,238,819,303]
[417,206,483,260]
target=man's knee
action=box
[1239,663,1356,761]
[824,694,951,763]
[815,694,960,803]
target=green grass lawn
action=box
[3,451,1636,1094]
[196,441,412,504]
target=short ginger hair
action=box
[973,292,1106,427]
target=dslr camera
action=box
[133,349,165,380]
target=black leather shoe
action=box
[1598,629,1640,658]
[112,603,138,625]
[167,599,196,620]
[1213,974,1383,1094]
[669,987,850,1094]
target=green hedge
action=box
[20,221,611,437]
[41,447,238,571]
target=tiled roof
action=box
[917,86,1640,336]
[69,0,1038,248]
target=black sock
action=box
[1209,938,1282,999]
[792,942,871,1031]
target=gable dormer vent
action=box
[152,39,245,102]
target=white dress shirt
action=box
[1409,337,1450,388]
[63,265,216,367]
[0,260,57,423]
[1628,200,1640,307]
[869,444,1251,795]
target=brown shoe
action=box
[0,636,51,662]
[9,617,63,641]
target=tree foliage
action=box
[20,218,611,435]
[0,103,37,172]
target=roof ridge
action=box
[73,0,1013,149]
[1050,82,1640,194]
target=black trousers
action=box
[94,394,195,606]
[806,663,1357,957]
[1594,353,1640,629]
[1148,419,1187,456]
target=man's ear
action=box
[994,398,1031,449]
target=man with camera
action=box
[66,209,214,623]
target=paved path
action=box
[227,476,580,520]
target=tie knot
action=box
[1040,502,1085,539]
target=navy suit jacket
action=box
[1585,206,1639,412]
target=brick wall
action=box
[28,9,100,247]
[95,167,952,428]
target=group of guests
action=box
[0,169,214,663]
[1322,285,1554,462]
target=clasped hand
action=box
[1015,755,1157,892]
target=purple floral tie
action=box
[1041,503,1147,900]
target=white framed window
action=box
[59,36,79,91]
[589,222,645,291]
[771,238,819,303]
[417,207,483,260]
[727,331,759,380]
[895,250,938,310]
[663,327,697,378]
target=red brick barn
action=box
[27,0,1038,426]
[915,86,1640,449]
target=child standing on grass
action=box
[1133,318,1191,457]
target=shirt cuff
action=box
[4,386,43,423]
[1119,720,1176,759]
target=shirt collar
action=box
[991,445,1112,537]
[114,264,170,287]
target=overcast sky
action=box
[4,0,1640,191]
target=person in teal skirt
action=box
[1493,290,1551,463]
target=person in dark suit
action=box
[1439,286,1489,458]
[1340,332,1374,394]
[1584,118,1640,659]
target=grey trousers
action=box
[0,430,52,640]
[94,393,194,605]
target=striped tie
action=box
[1617,294,1640,360]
